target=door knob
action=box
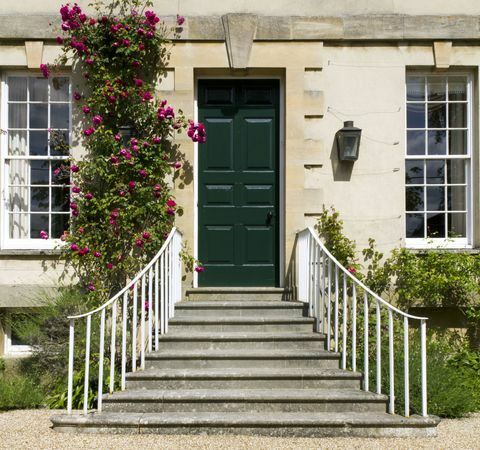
[267,211,273,222]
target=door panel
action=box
[198,80,279,286]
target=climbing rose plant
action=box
[44,0,205,305]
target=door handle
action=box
[266,211,273,223]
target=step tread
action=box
[126,367,362,380]
[146,349,340,359]
[176,301,304,309]
[104,388,388,402]
[169,316,314,324]
[51,411,440,428]
[159,332,324,341]
[186,288,287,293]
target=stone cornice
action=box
[0,14,479,41]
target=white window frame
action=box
[405,72,473,249]
[0,71,72,250]
[3,323,32,357]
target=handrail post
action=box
[421,319,428,417]
[83,315,91,414]
[67,319,74,414]
[404,316,410,417]
[388,308,395,414]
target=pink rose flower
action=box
[85,192,93,200]
[114,134,121,142]
[135,238,144,248]
[132,60,140,68]
[69,202,78,210]
[166,208,175,216]
[72,186,81,193]
[56,36,64,44]
[73,91,81,101]
[153,137,161,144]
[87,283,95,292]
[134,78,143,87]
[195,265,205,273]
[93,251,101,258]
[70,164,79,173]
[107,262,113,269]
[40,64,50,78]
[128,181,136,190]
[166,199,176,208]
[138,169,148,178]
[143,91,153,101]
[40,230,48,240]
[86,58,94,65]
[176,15,185,26]
[139,43,145,51]
[72,209,79,217]
[142,232,151,240]
[92,115,103,126]
[83,127,95,136]
[82,105,91,114]
[110,156,119,164]
[70,244,79,252]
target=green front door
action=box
[198,79,280,287]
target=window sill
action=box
[408,247,480,255]
[0,249,63,256]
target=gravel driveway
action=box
[0,410,479,450]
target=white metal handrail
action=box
[296,227,428,417]
[66,227,183,414]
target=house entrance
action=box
[198,79,280,286]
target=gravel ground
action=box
[0,410,479,450]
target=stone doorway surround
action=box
[160,14,325,291]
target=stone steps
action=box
[156,332,325,350]
[126,367,363,389]
[168,316,315,333]
[145,349,341,369]
[51,412,440,437]
[51,297,440,437]
[102,388,388,413]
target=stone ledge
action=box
[1,14,480,41]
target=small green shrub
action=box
[0,374,45,410]
[0,358,5,372]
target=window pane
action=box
[405,160,424,184]
[8,187,28,212]
[31,160,49,185]
[51,161,70,185]
[449,130,468,155]
[407,77,425,101]
[448,186,466,211]
[427,186,445,211]
[8,130,27,156]
[428,103,446,128]
[30,214,49,237]
[447,160,466,184]
[427,130,446,155]
[51,214,69,238]
[8,103,27,128]
[407,130,425,155]
[8,77,27,101]
[29,77,48,102]
[8,159,28,186]
[30,187,49,212]
[50,130,69,156]
[29,104,48,128]
[51,77,69,102]
[427,77,446,101]
[426,160,445,184]
[406,187,424,211]
[29,131,48,156]
[406,214,424,238]
[448,77,467,101]
[427,213,445,238]
[9,213,29,238]
[51,187,69,212]
[449,103,467,128]
[407,104,425,128]
[51,104,69,129]
[448,213,466,238]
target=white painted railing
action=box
[66,228,182,414]
[296,227,428,417]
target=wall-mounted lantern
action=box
[336,121,362,161]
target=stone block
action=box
[25,41,43,69]
[303,90,325,117]
[433,41,453,68]
[187,16,225,40]
[222,14,258,69]
[343,15,404,40]
[255,16,292,40]
[291,16,343,40]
